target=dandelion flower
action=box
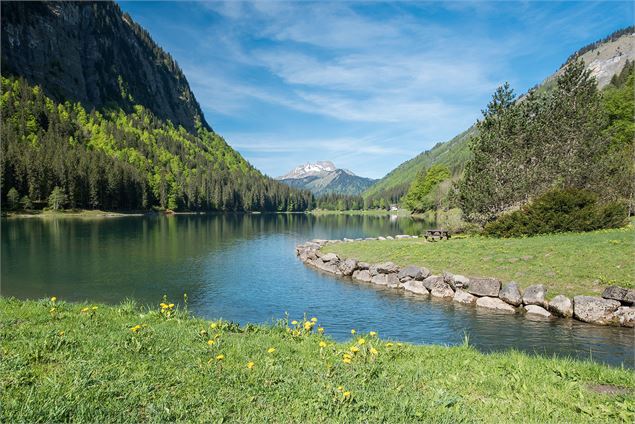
[210,323,218,329]
[303,321,313,331]
[337,386,344,392]
[291,320,298,325]
[317,327,325,334]
[58,331,65,336]
[370,348,378,356]
[168,303,175,308]
[343,391,351,400]
[81,307,89,313]
[160,303,168,309]
[50,296,57,302]
[357,338,366,345]
[351,329,356,335]
[91,306,98,310]
[267,347,276,354]
[310,317,318,323]
[216,354,225,361]
[319,341,327,348]
[343,353,352,360]
[385,342,394,347]
[343,357,352,364]
[247,361,255,369]
[49,307,56,313]
[350,346,360,353]
[130,325,142,332]
[207,339,215,346]
[369,331,377,337]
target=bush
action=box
[483,188,629,237]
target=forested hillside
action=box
[0,1,312,212]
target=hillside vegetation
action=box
[2,297,633,422]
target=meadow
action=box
[1,297,633,422]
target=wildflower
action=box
[319,341,327,348]
[291,320,298,325]
[247,361,255,369]
[310,317,318,323]
[343,357,352,364]
[168,303,175,308]
[357,338,366,345]
[216,354,225,361]
[160,303,168,309]
[58,331,65,336]
[81,307,89,313]
[50,296,57,302]
[207,339,215,346]
[397,343,403,347]
[351,329,356,335]
[317,327,325,334]
[350,346,360,353]
[303,321,313,331]
[91,306,98,310]
[210,322,218,329]
[130,324,142,332]
[342,391,352,400]
[337,386,344,392]
[370,347,378,356]
[385,342,394,347]
[49,307,56,313]
[267,347,276,354]
[369,331,377,337]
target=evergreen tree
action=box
[6,187,19,210]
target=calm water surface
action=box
[2,214,633,368]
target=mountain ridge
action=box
[278,161,375,196]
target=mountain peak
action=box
[278,161,338,179]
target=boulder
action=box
[422,275,443,290]
[453,275,469,289]
[398,265,429,281]
[523,285,547,307]
[430,281,454,298]
[402,280,429,295]
[321,252,339,263]
[465,278,501,297]
[453,289,477,304]
[395,235,411,239]
[377,236,386,241]
[614,307,635,327]
[548,295,573,318]
[385,274,401,288]
[371,274,388,285]
[573,296,620,325]
[386,236,394,240]
[338,258,358,276]
[352,269,372,283]
[357,262,370,270]
[315,260,342,276]
[524,305,551,317]
[499,282,522,306]
[370,262,399,275]
[602,286,635,305]
[476,297,516,312]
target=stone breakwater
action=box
[295,237,635,328]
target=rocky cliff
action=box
[1,1,208,133]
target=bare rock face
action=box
[402,280,429,295]
[548,295,573,318]
[369,262,399,275]
[499,282,522,306]
[614,307,635,327]
[453,289,477,304]
[465,278,501,297]
[476,297,516,313]
[573,296,620,325]
[430,281,454,298]
[338,258,358,276]
[602,286,635,305]
[523,285,547,307]
[352,269,372,283]
[398,265,429,281]
[524,305,551,317]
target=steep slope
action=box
[278,162,376,196]
[0,1,311,212]
[364,27,635,206]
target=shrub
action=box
[483,188,629,237]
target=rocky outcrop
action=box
[573,296,620,325]
[523,285,547,307]
[499,282,523,306]
[476,297,516,313]
[548,295,573,318]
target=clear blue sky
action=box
[120,1,633,179]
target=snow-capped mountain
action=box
[278,161,337,179]
[277,161,376,196]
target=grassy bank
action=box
[2,209,142,219]
[307,208,412,217]
[1,298,633,422]
[322,225,635,298]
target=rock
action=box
[548,295,573,318]
[573,296,620,325]
[403,280,429,295]
[465,278,501,297]
[524,305,551,317]
[523,284,547,307]
[377,236,386,241]
[476,297,516,312]
[453,289,477,304]
[395,235,411,239]
[370,262,399,275]
[602,286,635,305]
[398,265,429,281]
[430,281,454,298]
[385,274,401,288]
[315,260,342,276]
[357,262,370,270]
[499,282,522,306]
[386,236,394,240]
[338,258,358,276]
[453,275,469,289]
[352,269,372,283]
[614,307,635,327]
[364,237,377,241]
[321,253,339,262]
[422,275,443,290]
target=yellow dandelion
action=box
[369,331,377,337]
[168,303,175,308]
[357,338,366,345]
[207,339,215,346]
[351,329,356,335]
[350,346,360,353]
[310,317,318,323]
[267,347,276,354]
[50,296,57,302]
[397,343,403,347]
[337,386,344,392]
[343,353,352,360]
[216,354,225,361]
[317,327,325,334]
[343,357,352,364]
[130,325,142,332]
[210,322,218,329]
[385,342,394,347]
[91,306,98,310]
[81,307,89,313]
[343,391,351,400]
[247,361,255,369]
[291,320,298,325]
[160,303,168,308]
[370,347,378,356]
[58,331,65,336]
[319,341,327,348]
[303,321,313,331]
[49,307,56,313]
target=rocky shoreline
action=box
[295,236,635,328]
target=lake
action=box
[2,213,633,368]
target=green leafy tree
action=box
[20,195,33,210]
[48,186,67,211]
[6,187,19,210]
[402,165,451,213]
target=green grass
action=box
[323,225,635,298]
[307,209,412,217]
[1,298,634,422]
